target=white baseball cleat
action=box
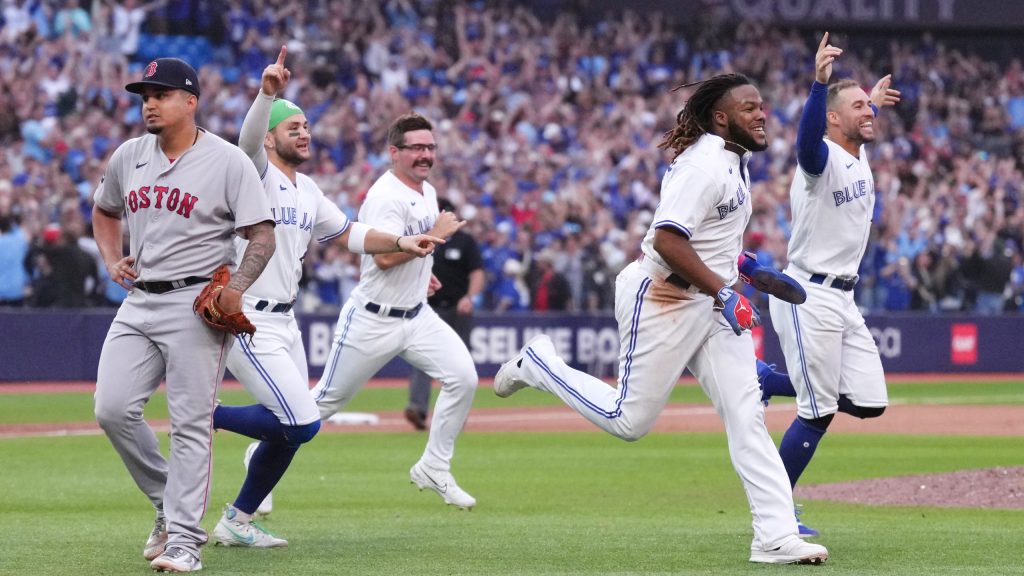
[493,334,549,398]
[409,462,476,510]
[749,535,828,564]
[150,545,202,572]
[143,513,167,561]
[213,504,288,548]
[243,441,274,516]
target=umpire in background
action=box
[405,198,484,430]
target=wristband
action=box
[395,236,404,252]
[345,221,371,253]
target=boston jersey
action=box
[787,139,875,277]
[641,134,752,284]
[352,170,436,307]
[93,130,272,281]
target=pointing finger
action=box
[276,45,287,67]
[818,32,829,52]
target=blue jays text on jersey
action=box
[404,214,435,236]
[832,178,873,207]
[126,185,199,218]
[272,205,313,232]
[716,183,748,220]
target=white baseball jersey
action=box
[771,137,887,421]
[641,134,751,284]
[351,170,437,307]
[93,130,271,280]
[511,133,804,547]
[236,163,350,303]
[226,162,351,428]
[311,168,477,477]
[786,139,874,277]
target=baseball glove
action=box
[738,251,807,305]
[193,265,256,337]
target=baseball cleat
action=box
[755,359,775,405]
[243,441,274,516]
[493,334,548,397]
[738,251,807,305]
[409,462,476,510]
[143,513,168,561]
[795,505,820,538]
[749,535,828,564]
[404,407,428,431]
[150,545,202,572]
[213,504,288,548]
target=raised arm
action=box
[238,46,291,174]
[797,32,842,176]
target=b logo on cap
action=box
[145,61,158,78]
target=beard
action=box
[146,125,163,135]
[726,118,768,152]
[275,143,308,167]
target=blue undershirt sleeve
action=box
[796,81,830,176]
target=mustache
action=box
[414,160,433,168]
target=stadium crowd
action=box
[0,0,1022,314]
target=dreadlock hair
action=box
[387,112,433,147]
[658,73,754,160]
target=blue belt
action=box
[255,300,293,313]
[365,302,423,319]
[809,273,857,291]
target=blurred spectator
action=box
[0,211,29,306]
[0,1,1021,315]
[530,248,571,311]
[108,0,168,57]
[26,221,97,308]
[962,233,1014,314]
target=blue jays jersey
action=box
[787,139,875,277]
[641,134,752,284]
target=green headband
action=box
[268,98,304,131]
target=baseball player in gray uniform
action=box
[495,74,829,565]
[210,48,443,547]
[92,58,276,573]
[767,33,900,536]
[310,113,477,510]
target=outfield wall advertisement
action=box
[0,310,1020,381]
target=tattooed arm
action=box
[218,221,276,313]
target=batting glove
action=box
[717,286,761,335]
[738,251,807,305]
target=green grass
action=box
[0,379,1021,425]
[0,432,1021,575]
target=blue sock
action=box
[778,417,828,487]
[235,441,299,515]
[214,404,289,444]
[756,359,796,398]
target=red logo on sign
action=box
[145,61,158,78]
[951,324,977,365]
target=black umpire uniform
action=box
[406,199,484,429]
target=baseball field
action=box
[1,377,1021,576]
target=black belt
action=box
[809,273,857,291]
[134,276,209,294]
[255,300,293,313]
[365,301,423,319]
[666,273,691,290]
